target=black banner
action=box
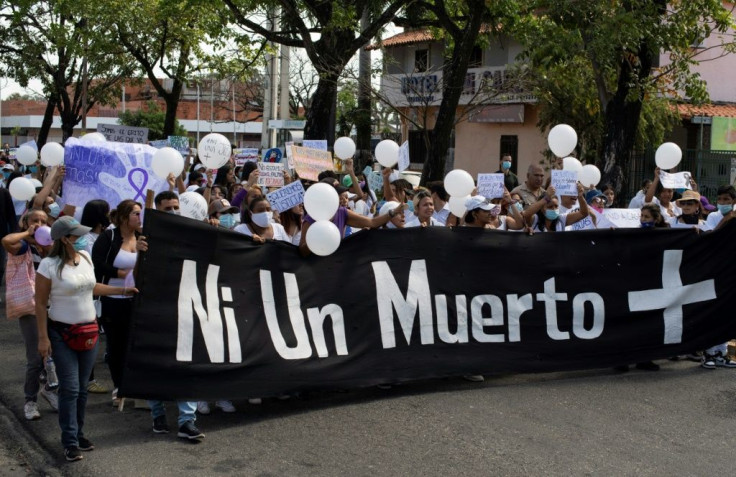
[120,211,736,400]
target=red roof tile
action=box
[676,103,736,119]
[367,29,434,51]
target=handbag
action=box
[5,247,35,320]
[59,321,100,352]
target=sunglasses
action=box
[679,200,698,206]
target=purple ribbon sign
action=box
[128,168,149,202]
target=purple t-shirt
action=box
[303,207,349,236]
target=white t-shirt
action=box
[702,211,725,231]
[234,222,291,242]
[405,216,442,228]
[628,190,646,209]
[433,203,451,225]
[530,213,569,232]
[108,249,137,299]
[646,198,681,219]
[37,251,97,325]
[668,216,705,229]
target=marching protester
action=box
[511,164,546,209]
[235,196,291,242]
[405,189,442,227]
[426,181,450,225]
[644,168,681,219]
[522,184,590,232]
[279,203,304,245]
[463,195,525,230]
[703,185,735,230]
[601,183,616,208]
[379,201,406,229]
[35,216,137,461]
[639,203,671,229]
[91,200,145,407]
[208,198,240,230]
[670,190,706,228]
[3,209,58,420]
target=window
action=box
[415,49,429,72]
[468,46,483,68]
[500,135,518,174]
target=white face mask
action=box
[251,211,272,228]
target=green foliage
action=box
[118,102,187,140]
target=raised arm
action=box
[564,183,590,225]
[382,168,396,202]
[645,168,660,203]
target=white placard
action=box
[551,170,578,196]
[233,148,259,166]
[601,208,641,229]
[398,141,410,172]
[302,140,328,151]
[659,171,693,190]
[477,173,505,199]
[265,180,306,212]
[97,123,149,144]
[285,141,295,169]
[257,162,284,187]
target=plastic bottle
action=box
[45,357,59,388]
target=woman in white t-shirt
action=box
[523,184,590,232]
[644,167,681,219]
[234,197,291,242]
[36,217,136,462]
[405,190,443,228]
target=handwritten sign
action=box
[302,140,328,151]
[659,171,693,190]
[233,148,259,166]
[61,137,168,210]
[602,208,641,229]
[398,141,410,172]
[290,145,333,182]
[569,215,596,231]
[265,180,306,212]
[168,136,190,156]
[257,162,284,187]
[97,123,149,144]
[551,170,578,196]
[477,173,505,199]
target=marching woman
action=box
[523,184,590,232]
[405,190,443,228]
[644,167,681,219]
[36,217,136,461]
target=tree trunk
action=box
[37,97,57,147]
[354,9,373,173]
[420,0,485,185]
[59,110,78,142]
[304,70,340,142]
[162,79,184,138]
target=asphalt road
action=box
[0,302,734,476]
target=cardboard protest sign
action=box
[602,208,641,229]
[551,170,578,196]
[477,173,505,199]
[97,123,149,144]
[265,180,306,212]
[284,142,295,169]
[263,147,283,163]
[568,215,596,231]
[62,137,169,210]
[290,145,333,182]
[233,148,259,166]
[398,141,410,172]
[302,140,328,151]
[659,171,693,190]
[257,162,284,187]
[168,136,190,155]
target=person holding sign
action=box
[463,194,525,231]
[644,168,681,219]
[523,184,590,232]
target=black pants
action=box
[99,297,133,389]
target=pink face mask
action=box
[591,205,604,213]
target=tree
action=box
[118,101,188,140]
[0,0,137,144]
[223,0,412,145]
[517,0,736,193]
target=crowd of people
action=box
[2,147,735,461]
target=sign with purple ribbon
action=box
[62,137,169,210]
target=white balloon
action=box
[197,133,231,169]
[548,124,578,157]
[152,147,185,179]
[80,132,107,143]
[655,142,682,170]
[375,139,399,168]
[306,220,341,256]
[333,137,356,160]
[178,191,208,221]
[562,156,583,175]
[444,169,475,197]
[304,183,339,221]
[30,178,43,189]
[448,195,470,218]
[40,142,65,167]
[16,146,38,166]
[9,177,36,201]
[579,164,601,187]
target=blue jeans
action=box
[49,326,98,449]
[148,400,197,427]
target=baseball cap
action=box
[50,216,92,241]
[1,164,14,171]
[584,189,605,204]
[208,199,239,217]
[464,195,494,211]
[699,196,716,212]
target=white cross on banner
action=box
[627,250,716,344]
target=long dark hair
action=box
[48,238,89,277]
[279,206,302,235]
[641,203,670,228]
[81,199,110,231]
[112,199,142,228]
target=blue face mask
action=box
[641,221,655,229]
[28,166,38,174]
[513,202,523,213]
[219,214,236,229]
[407,200,414,213]
[717,204,733,215]
[2,172,9,181]
[502,161,512,170]
[544,209,559,221]
[47,202,61,218]
[73,236,88,251]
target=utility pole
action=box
[261,8,280,149]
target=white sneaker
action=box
[247,398,262,405]
[715,355,736,368]
[463,375,485,382]
[24,401,40,420]
[196,401,211,415]
[215,400,236,413]
[39,388,58,412]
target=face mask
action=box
[219,214,236,229]
[47,202,61,218]
[513,202,523,213]
[641,221,655,229]
[2,172,9,181]
[251,211,272,228]
[28,166,38,174]
[591,205,604,213]
[717,204,733,215]
[681,212,700,225]
[501,161,512,170]
[167,209,181,216]
[407,200,415,213]
[72,236,88,251]
[544,209,559,221]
